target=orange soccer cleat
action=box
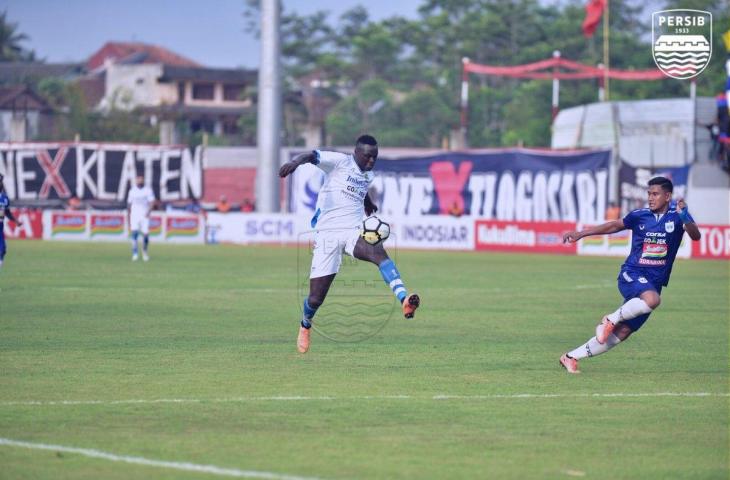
[297,326,311,353]
[402,294,420,319]
[596,316,615,344]
[559,354,580,374]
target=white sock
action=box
[607,298,652,324]
[0,259,3,270]
[567,334,621,360]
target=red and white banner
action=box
[474,220,577,254]
[3,208,43,239]
[692,225,730,260]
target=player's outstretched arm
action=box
[279,152,317,178]
[677,199,701,241]
[364,193,377,216]
[563,220,625,243]
[4,207,21,227]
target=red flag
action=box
[582,0,606,37]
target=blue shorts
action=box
[616,269,663,332]
[0,230,5,260]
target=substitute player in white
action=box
[127,175,155,262]
[279,135,420,353]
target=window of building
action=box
[192,83,215,100]
[223,117,241,134]
[223,85,245,102]
[190,118,215,133]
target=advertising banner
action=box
[89,212,126,241]
[289,149,611,224]
[474,220,577,254]
[691,225,730,259]
[576,228,632,257]
[3,208,43,239]
[392,216,474,250]
[149,215,163,237]
[206,212,308,245]
[165,214,205,243]
[47,211,88,240]
[0,142,203,202]
[41,210,204,244]
[576,223,692,259]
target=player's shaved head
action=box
[356,134,377,147]
[648,176,673,193]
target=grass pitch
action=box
[0,240,727,479]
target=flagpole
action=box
[603,0,611,101]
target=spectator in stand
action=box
[605,201,620,221]
[67,195,83,210]
[216,195,231,213]
[448,200,463,217]
[241,198,255,212]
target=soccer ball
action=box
[361,216,390,245]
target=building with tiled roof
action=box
[86,42,256,144]
[87,41,201,71]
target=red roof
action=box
[87,41,201,70]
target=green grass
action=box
[0,241,727,479]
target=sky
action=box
[1,0,425,69]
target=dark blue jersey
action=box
[0,192,9,224]
[621,202,693,287]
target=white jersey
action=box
[311,150,374,230]
[127,185,155,218]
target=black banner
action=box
[0,142,203,201]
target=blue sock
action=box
[131,231,139,255]
[143,235,149,252]
[301,299,318,329]
[378,259,407,303]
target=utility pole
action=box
[255,0,281,212]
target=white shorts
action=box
[130,215,150,235]
[310,227,361,279]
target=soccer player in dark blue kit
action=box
[559,177,702,374]
[0,173,23,272]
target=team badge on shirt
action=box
[665,221,675,233]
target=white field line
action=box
[0,437,322,480]
[0,392,727,407]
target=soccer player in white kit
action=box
[279,135,420,353]
[127,175,155,262]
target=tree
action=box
[246,0,708,148]
[0,11,36,62]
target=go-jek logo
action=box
[652,9,712,80]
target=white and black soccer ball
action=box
[361,216,390,245]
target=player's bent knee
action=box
[307,294,325,309]
[354,239,389,264]
[642,292,661,309]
